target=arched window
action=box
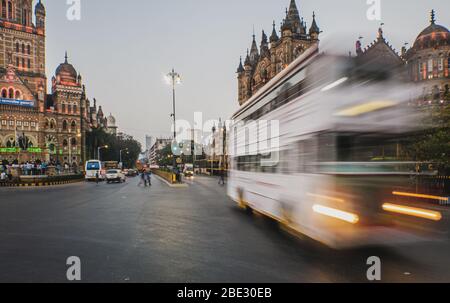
[71,138,77,146]
[1,1,6,19]
[15,42,19,53]
[62,139,68,147]
[61,103,66,113]
[49,120,56,130]
[6,137,15,148]
[71,121,76,132]
[73,105,77,114]
[62,120,68,131]
[21,43,25,54]
[1,89,7,98]
[14,90,21,100]
[7,1,12,19]
[27,44,31,55]
[22,8,26,26]
[68,104,72,114]
[8,88,14,99]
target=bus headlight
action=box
[312,204,360,224]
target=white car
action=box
[106,169,126,183]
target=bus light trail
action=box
[392,191,449,203]
[312,204,360,224]
[382,203,442,221]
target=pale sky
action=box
[43,0,450,146]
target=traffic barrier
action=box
[0,176,84,188]
[152,169,177,184]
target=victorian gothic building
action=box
[355,10,449,105]
[405,10,449,104]
[0,1,116,165]
[236,0,320,105]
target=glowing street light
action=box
[166,68,181,169]
[98,145,108,162]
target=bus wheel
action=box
[280,201,294,227]
[237,189,252,215]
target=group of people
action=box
[138,170,152,187]
[0,160,83,183]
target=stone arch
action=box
[4,134,16,147]
[70,120,77,131]
[49,118,57,130]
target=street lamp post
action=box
[166,68,181,170]
[97,145,108,162]
[119,148,128,167]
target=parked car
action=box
[106,169,126,183]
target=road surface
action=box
[0,175,449,282]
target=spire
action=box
[249,33,259,64]
[287,0,300,21]
[309,11,320,36]
[250,33,258,54]
[430,9,436,24]
[237,56,244,73]
[64,51,68,63]
[261,30,268,46]
[260,30,270,58]
[270,21,279,43]
[287,0,301,33]
[244,49,251,66]
[377,26,384,40]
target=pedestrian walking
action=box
[218,168,225,186]
[95,171,100,185]
[138,171,146,187]
[146,170,152,187]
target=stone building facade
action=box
[356,10,449,104]
[0,1,114,165]
[405,10,450,104]
[236,0,320,105]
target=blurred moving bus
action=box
[228,45,448,249]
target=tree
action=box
[86,129,142,169]
[403,103,450,173]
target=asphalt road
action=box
[0,175,450,283]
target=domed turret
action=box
[55,52,78,85]
[412,10,449,50]
[107,113,116,127]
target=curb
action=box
[0,179,84,188]
[154,175,189,188]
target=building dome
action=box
[107,113,116,127]
[412,11,449,50]
[55,52,78,84]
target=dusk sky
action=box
[43,0,449,146]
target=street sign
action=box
[0,98,34,107]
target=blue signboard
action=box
[0,98,34,107]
